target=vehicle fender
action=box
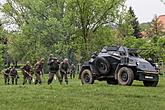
[79,64,94,79]
[114,64,136,80]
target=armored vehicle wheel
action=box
[143,81,158,87]
[117,67,134,86]
[107,79,118,85]
[94,57,110,75]
[81,69,94,84]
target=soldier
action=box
[3,67,11,85]
[10,66,19,85]
[60,58,70,84]
[34,58,45,85]
[22,61,33,85]
[70,64,76,79]
[47,54,62,85]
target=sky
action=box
[0,0,165,23]
[126,0,165,23]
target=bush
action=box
[0,44,4,71]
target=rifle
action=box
[22,69,32,78]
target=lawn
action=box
[0,73,165,110]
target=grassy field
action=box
[0,73,165,110]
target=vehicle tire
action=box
[81,69,94,84]
[107,79,118,85]
[143,81,158,87]
[94,57,110,75]
[117,67,134,86]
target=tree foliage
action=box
[117,7,140,38]
[1,0,165,66]
[0,21,5,70]
[116,6,134,38]
[128,7,141,38]
[1,0,126,63]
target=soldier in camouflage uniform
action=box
[60,58,70,84]
[70,64,76,79]
[47,54,62,85]
[34,58,45,85]
[3,67,11,85]
[22,61,33,85]
[10,66,19,85]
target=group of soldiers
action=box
[2,54,76,85]
[3,66,18,85]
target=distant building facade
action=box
[157,15,165,32]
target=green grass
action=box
[0,74,165,110]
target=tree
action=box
[68,0,126,59]
[156,37,165,62]
[151,15,164,36]
[116,6,140,39]
[0,0,127,62]
[128,7,141,38]
[140,16,164,42]
[73,0,124,45]
[140,22,150,31]
[0,20,6,70]
[1,0,70,62]
[116,6,134,38]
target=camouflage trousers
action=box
[10,75,18,85]
[35,72,42,85]
[23,74,32,85]
[4,74,10,85]
[48,71,62,85]
[70,71,76,79]
[60,71,68,84]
